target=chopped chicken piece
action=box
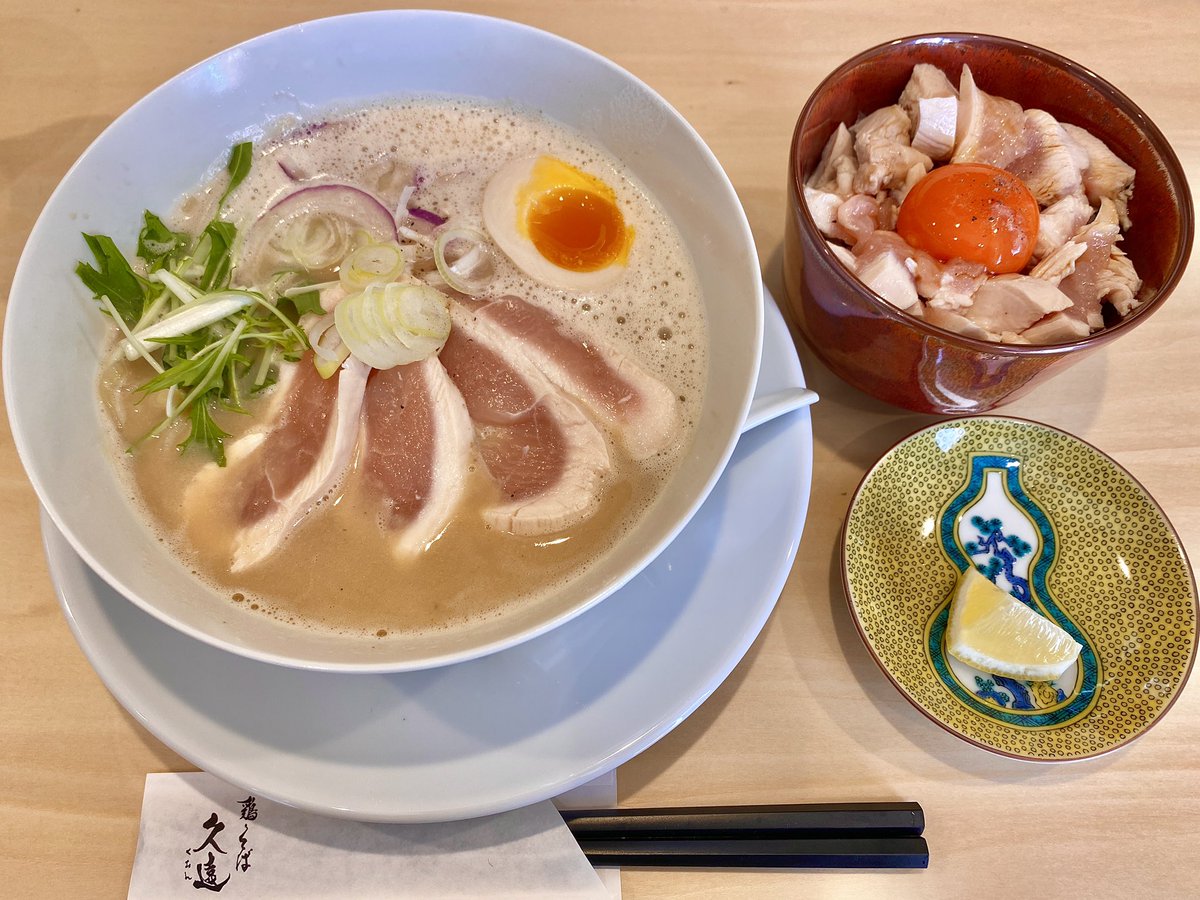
[999,331,1031,344]
[825,240,858,270]
[910,96,959,160]
[899,64,959,113]
[911,251,945,298]
[809,64,1144,347]
[856,249,920,311]
[863,232,980,311]
[853,229,921,264]
[1006,110,1084,205]
[835,193,881,245]
[953,65,1027,168]
[853,104,912,148]
[898,63,959,160]
[961,274,1073,333]
[1060,123,1135,228]
[803,185,843,239]
[927,259,990,311]
[850,105,933,194]
[876,193,900,231]
[1035,192,1094,259]
[1097,244,1143,315]
[1030,239,1088,285]
[892,161,929,206]
[854,142,933,194]
[807,123,857,197]
[1057,198,1122,330]
[925,305,997,341]
[1020,311,1092,343]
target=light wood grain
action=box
[2,2,1197,897]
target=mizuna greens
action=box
[75,143,317,465]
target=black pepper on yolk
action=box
[895,163,1039,274]
[517,156,633,272]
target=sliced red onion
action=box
[408,206,447,227]
[236,184,398,285]
[266,184,397,233]
[287,120,333,139]
[277,160,301,181]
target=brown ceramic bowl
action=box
[783,33,1193,414]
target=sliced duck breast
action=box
[439,305,610,536]
[359,357,474,556]
[459,295,681,460]
[195,353,371,573]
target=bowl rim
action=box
[788,31,1195,356]
[3,9,763,673]
[840,413,1199,762]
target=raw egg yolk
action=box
[895,163,1039,274]
[519,156,632,272]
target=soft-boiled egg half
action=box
[483,155,635,291]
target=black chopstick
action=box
[561,802,924,839]
[561,803,928,869]
[575,835,929,869]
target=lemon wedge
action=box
[946,568,1082,680]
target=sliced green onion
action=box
[397,224,435,247]
[150,269,204,305]
[305,313,351,378]
[139,319,249,443]
[339,241,411,291]
[252,345,276,388]
[101,295,164,373]
[334,282,450,370]
[121,290,255,360]
[283,213,356,270]
[434,227,496,295]
[282,279,340,298]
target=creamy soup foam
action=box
[100,97,709,638]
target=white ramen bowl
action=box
[4,11,762,672]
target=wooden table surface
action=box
[3,2,1197,896]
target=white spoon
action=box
[741,387,819,433]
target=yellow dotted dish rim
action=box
[842,416,1198,762]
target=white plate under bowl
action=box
[7,10,763,671]
[46,294,811,823]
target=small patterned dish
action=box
[843,417,1197,761]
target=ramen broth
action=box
[98,98,708,637]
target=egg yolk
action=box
[518,156,631,272]
[895,163,1039,274]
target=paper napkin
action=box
[128,772,618,898]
